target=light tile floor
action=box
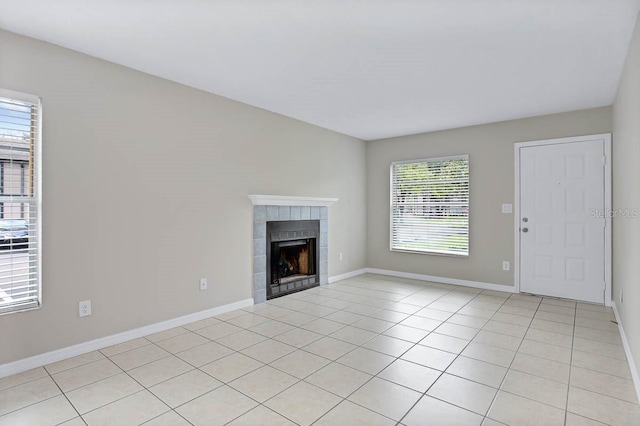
[1,274,639,425]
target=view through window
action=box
[0,90,41,314]
[390,155,469,256]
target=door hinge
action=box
[603,156,606,166]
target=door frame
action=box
[514,133,612,306]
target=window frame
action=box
[389,154,470,257]
[0,88,42,315]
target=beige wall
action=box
[366,107,612,286]
[0,30,367,365]
[612,13,640,382]
[1,21,634,371]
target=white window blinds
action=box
[390,155,469,257]
[0,90,41,315]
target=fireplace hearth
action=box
[267,220,319,299]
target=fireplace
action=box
[267,220,319,299]
[249,195,337,304]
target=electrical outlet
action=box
[502,204,513,213]
[502,261,510,271]
[199,278,208,291]
[79,300,91,317]
[339,252,343,261]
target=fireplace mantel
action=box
[248,195,338,207]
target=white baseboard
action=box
[365,268,517,293]
[328,268,368,283]
[0,298,254,379]
[611,301,640,404]
[328,267,515,293]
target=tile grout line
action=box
[44,365,87,426]
[236,283,433,424]
[282,282,632,424]
[563,301,578,426]
[307,281,460,425]
[74,339,187,423]
[433,287,516,424]
[395,285,514,424]
[327,280,636,419]
[253,278,460,424]
[479,294,543,424]
[3,276,631,424]
[184,282,496,421]
[173,318,337,425]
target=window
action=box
[390,155,469,256]
[0,89,41,315]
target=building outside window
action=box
[0,89,41,315]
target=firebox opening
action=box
[266,219,320,299]
[271,239,316,285]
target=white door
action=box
[519,138,605,303]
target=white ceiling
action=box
[1,1,639,140]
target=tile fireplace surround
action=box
[249,195,338,304]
